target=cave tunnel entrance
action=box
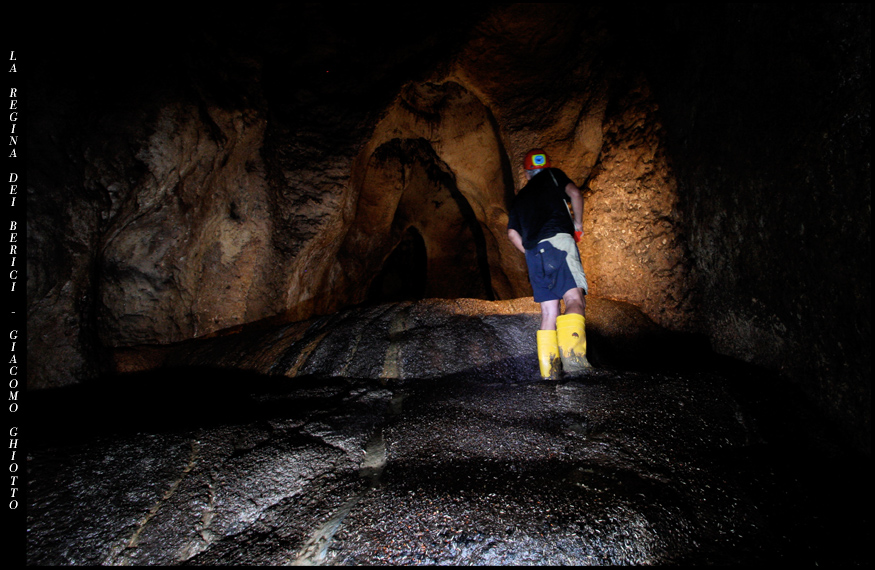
[345,137,499,307]
[367,226,428,303]
[334,78,526,314]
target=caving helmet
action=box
[524,148,551,171]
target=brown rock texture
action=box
[98,102,277,344]
[583,77,695,329]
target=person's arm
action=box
[565,182,584,234]
[507,228,526,254]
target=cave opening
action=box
[337,136,499,307]
[367,226,428,304]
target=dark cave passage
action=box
[340,136,499,306]
[367,226,428,303]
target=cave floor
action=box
[26,363,870,566]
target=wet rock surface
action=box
[27,303,870,565]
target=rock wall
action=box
[583,76,696,329]
[624,4,870,451]
[27,40,286,385]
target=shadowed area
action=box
[27,342,869,565]
[26,298,871,565]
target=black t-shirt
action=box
[507,168,575,250]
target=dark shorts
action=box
[525,234,588,302]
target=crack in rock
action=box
[107,439,201,565]
[290,429,388,566]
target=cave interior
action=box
[23,5,870,455]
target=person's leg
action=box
[556,288,592,372]
[539,299,561,330]
[536,300,561,379]
[562,287,585,317]
[529,238,589,378]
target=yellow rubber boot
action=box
[536,329,562,380]
[556,314,592,372]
